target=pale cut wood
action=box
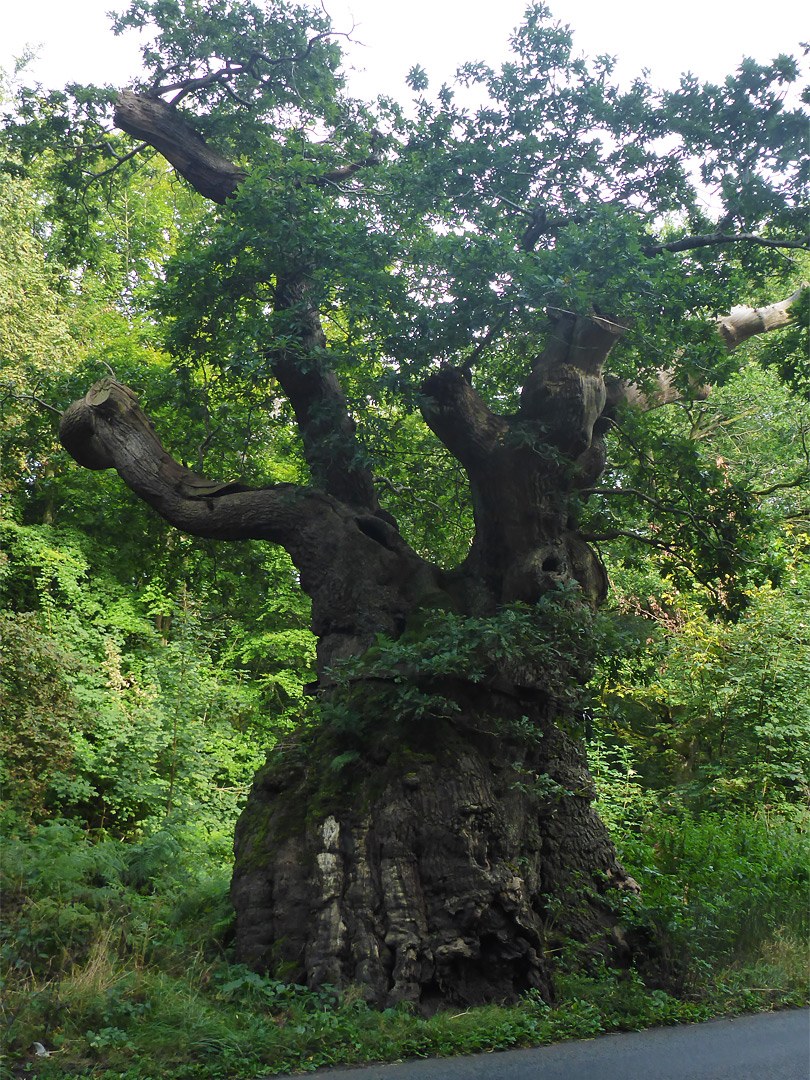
[717,286,807,351]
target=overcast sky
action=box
[1,0,807,100]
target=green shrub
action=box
[611,808,810,970]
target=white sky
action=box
[1,0,807,99]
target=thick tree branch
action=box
[58,380,440,676]
[58,379,344,551]
[604,371,712,413]
[716,286,807,351]
[115,91,247,203]
[113,90,383,515]
[419,367,509,469]
[519,311,626,456]
[113,90,379,201]
[419,313,624,608]
[604,285,807,413]
[644,232,810,256]
[272,272,382,514]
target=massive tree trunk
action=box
[227,312,643,1008]
[231,696,636,1009]
[57,88,803,1008]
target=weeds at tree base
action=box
[1,812,807,1080]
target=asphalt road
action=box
[313,1008,810,1080]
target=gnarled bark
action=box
[115,91,247,203]
[421,312,623,610]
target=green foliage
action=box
[0,506,315,833]
[594,545,810,810]
[320,587,609,752]
[600,804,810,975]
[0,172,72,383]
[760,286,810,395]
[0,613,82,817]
[0,160,315,835]
[114,0,345,134]
[395,588,602,683]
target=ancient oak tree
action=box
[49,1,809,1006]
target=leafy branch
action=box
[150,24,354,106]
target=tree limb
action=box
[113,90,380,201]
[58,378,340,553]
[519,310,625,456]
[604,285,807,412]
[0,383,63,417]
[581,485,720,550]
[752,473,810,498]
[644,233,810,256]
[114,91,247,203]
[419,366,509,469]
[57,379,439,676]
[112,91,383,515]
[716,286,807,351]
[271,271,382,513]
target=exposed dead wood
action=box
[717,286,807,351]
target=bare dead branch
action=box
[0,384,63,417]
[717,285,807,351]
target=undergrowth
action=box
[1,807,807,1080]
